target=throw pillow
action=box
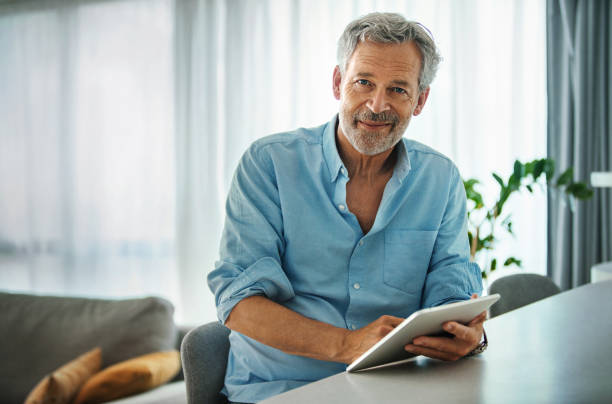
[24,347,102,404]
[73,350,180,404]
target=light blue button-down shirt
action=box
[207,115,482,403]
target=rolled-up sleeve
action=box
[422,166,483,308]
[207,143,295,323]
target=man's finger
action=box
[405,344,461,361]
[411,336,465,354]
[443,321,481,343]
[469,311,487,326]
[379,315,405,327]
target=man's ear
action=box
[332,66,342,100]
[413,87,430,116]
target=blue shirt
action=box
[207,115,482,403]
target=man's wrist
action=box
[465,329,487,357]
[333,327,359,364]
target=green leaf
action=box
[544,159,555,181]
[508,173,520,191]
[524,161,535,176]
[566,182,594,199]
[466,188,485,209]
[533,159,546,179]
[556,167,573,186]
[490,258,497,271]
[513,160,525,180]
[496,185,513,216]
[492,173,505,188]
[482,271,487,279]
[526,184,533,193]
[478,234,495,251]
[464,178,479,188]
[494,202,503,218]
[503,257,522,267]
[463,178,484,208]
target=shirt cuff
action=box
[216,257,295,323]
[422,261,483,308]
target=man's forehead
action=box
[346,41,421,82]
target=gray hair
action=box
[337,12,442,93]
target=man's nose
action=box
[366,89,391,114]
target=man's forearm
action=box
[225,295,352,363]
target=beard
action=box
[338,105,410,156]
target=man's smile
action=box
[357,120,392,130]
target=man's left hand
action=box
[404,294,486,361]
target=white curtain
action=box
[0,0,546,324]
[0,0,178,309]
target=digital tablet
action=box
[346,294,501,372]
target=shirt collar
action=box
[323,114,345,182]
[394,138,412,183]
[322,114,412,183]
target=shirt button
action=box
[341,167,346,175]
[350,324,357,330]
[338,204,346,211]
[353,283,360,290]
[358,240,364,246]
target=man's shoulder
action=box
[237,119,331,173]
[250,121,328,154]
[402,138,458,171]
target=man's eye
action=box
[357,79,370,86]
[392,87,407,95]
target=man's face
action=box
[333,40,429,156]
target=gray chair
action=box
[488,273,561,317]
[181,322,231,404]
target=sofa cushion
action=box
[24,347,102,404]
[0,292,176,404]
[73,350,180,404]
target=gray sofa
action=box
[0,291,189,404]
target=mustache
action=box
[353,110,399,125]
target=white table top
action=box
[261,280,612,404]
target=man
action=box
[208,12,485,404]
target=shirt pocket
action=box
[383,229,438,295]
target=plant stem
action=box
[470,225,479,261]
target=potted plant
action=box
[463,158,593,280]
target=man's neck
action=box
[336,127,398,185]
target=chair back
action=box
[181,321,230,404]
[488,273,561,317]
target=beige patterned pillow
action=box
[24,347,102,404]
[73,350,180,404]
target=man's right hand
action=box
[339,315,404,364]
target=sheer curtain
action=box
[0,0,546,324]
[0,0,178,309]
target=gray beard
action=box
[338,108,408,156]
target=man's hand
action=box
[404,294,486,361]
[339,315,404,364]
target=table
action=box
[261,280,612,403]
